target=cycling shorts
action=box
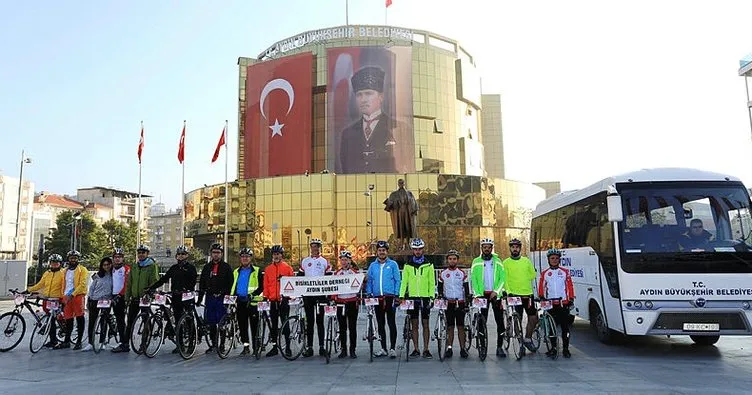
[407,298,431,320]
[445,301,466,327]
[508,294,537,316]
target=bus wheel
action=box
[590,304,614,344]
[690,335,719,346]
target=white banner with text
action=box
[279,274,365,297]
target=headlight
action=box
[743,301,751,310]
[645,301,653,309]
[634,301,643,309]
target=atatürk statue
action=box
[383,179,418,250]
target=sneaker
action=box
[171,347,180,354]
[80,344,93,352]
[422,350,433,359]
[44,341,57,349]
[445,347,453,358]
[373,348,387,357]
[72,343,83,351]
[319,347,326,357]
[563,349,571,358]
[519,345,526,357]
[240,346,251,356]
[338,350,347,359]
[389,349,396,359]
[496,347,506,358]
[54,342,71,350]
[460,348,469,359]
[350,351,357,359]
[266,347,279,357]
[205,347,215,354]
[284,348,292,358]
[111,344,129,353]
[409,350,420,358]
[523,339,536,352]
[303,347,314,357]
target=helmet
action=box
[210,243,223,252]
[480,238,494,246]
[271,245,284,254]
[339,250,352,259]
[137,244,150,252]
[239,247,253,257]
[48,254,63,263]
[67,250,81,257]
[410,238,426,249]
[508,238,523,247]
[310,238,322,246]
[113,247,125,256]
[546,248,562,258]
[446,249,460,258]
[375,240,389,250]
[176,245,189,255]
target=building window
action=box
[433,119,444,134]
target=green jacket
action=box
[126,258,160,301]
[470,255,505,296]
[231,266,263,305]
[399,259,436,298]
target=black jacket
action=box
[199,260,233,297]
[150,261,197,293]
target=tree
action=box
[45,211,109,268]
[102,219,139,259]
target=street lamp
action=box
[70,211,82,252]
[13,150,31,260]
[364,184,375,252]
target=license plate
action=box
[288,298,302,306]
[97,300,111,308]
[139,296,151,307]
[507,297,522,306]
[365,298,379,306]
[399,300,414,310]
[472,298,488,309]
[182,292,194,302]
[258,301,271,311]
[14,295,25,305]
[324,305,338,316]
[153,294,167,305]
[683,323,720,331]
[433,299,448,310]
[223,295,237,305]
[540,300,553,310]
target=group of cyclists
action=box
[21,236,576,360]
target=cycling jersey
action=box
[365,258,401,296]
[502,256,536,296]
[470,255,505,296]
[334,268,359,302]
[438,268,467,300]
[538,266,575,301]
[299,256,331,276]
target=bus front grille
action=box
[652,312,748,331]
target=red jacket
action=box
[264,261,295,301]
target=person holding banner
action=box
[365,240,401,359]
[264,245,294,357]
[298,238,332,358]
[333,250,360,359]
[230,247,264,356]
[198,243,233,354]
[398,238,436,359]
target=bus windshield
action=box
[618,181,752,273]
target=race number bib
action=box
[14,295,25,306]
[223,295,237,305]
[182,292,194,302]
[365,298,379,306]
[258,301,271,311]
[47,300,59,310]
[153,294,167,306]
[288,298,302,306]
[139,296,151,307]
[97,299,111,308]
[540,300,553,310]
[472,298,488,309]
[324,305,338,316]
[433,299,448,310]
[399,300,415,311]
[507,297,522,306]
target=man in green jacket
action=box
[470,238,507,357]
[123,244,160,353]
[398,238,436,359]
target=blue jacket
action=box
[366,258,401,297]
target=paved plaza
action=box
[0,300,750,394]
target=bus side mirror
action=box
[607,195,624,222]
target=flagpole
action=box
[137,120,143,247]
[181,120,186,245]
[345,0,349,25]
[385,2,387,25]
[223,120,229,250]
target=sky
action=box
[2,0,752,209]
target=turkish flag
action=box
[386,0,393,7]
[211,126,226,163]
[137,123,144,164]
[244,52,312,178]
[177,123,186,164]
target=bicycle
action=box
[29,297,65,353]
[0,289,43,352]
[175,291,212,360]
[216,295,241,359]
[319,301,344,364]
[362,296,381,363]
[253,300,274,359]
[279,297,306,361]
[143,291,177,358]
[398,299,418,362]
[129,294,153,355]
[502,296,525,360]
[431,299,448,361]
[2,289,78,353]
[92,297,121,354]
[538,298,561,359]
[462,297,488,361]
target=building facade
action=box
[186,25,547,267]
[76,187,152,228]
[147,209,183,257]
[31,192,84,263]
[0,175,35,260]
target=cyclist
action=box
[299,238,332,357]
[438,249,470,358]
[57,250,89,350]
[198,242,233,354]
[470,238,506,357]
[333,250,360,359]
[230,247,264,355]
[110,247,131,353]
[263,245,294,357]
[538,248,575,358]
[365,240,401,359]
[82,256,114,352]
[146,245,198,353]
[125,244,159,354]
[398,238,436,359]
[26,253,65,348]
[502,238,538,355]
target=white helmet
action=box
[480,238,494,246]
[410,238,426,249]
[310,238,322,246]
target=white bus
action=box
[530,168,752,345]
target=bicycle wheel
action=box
[402,315,411,362]
[367,316,375,363]
[254,316,264,360]
[110,316,121,346]
[435,313,446,362]
[0,312,26,352]
[29,314,51,353]
[531,325,542,352]
[544,314,558,359]
[462,311,473,353]
[279,316,305,361]
[145,314,165,358]
[93,313,108,354]
[176,313,198,360]
[476,313,488,361]
[129,313,149,355]
[501,316,512,351]
[216,314,235,359]
[511,315,524,360]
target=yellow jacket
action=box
[28,270,65,298]
[62,266,89,296]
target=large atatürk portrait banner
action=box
[327,46,414,174]
[245,52,313,179]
